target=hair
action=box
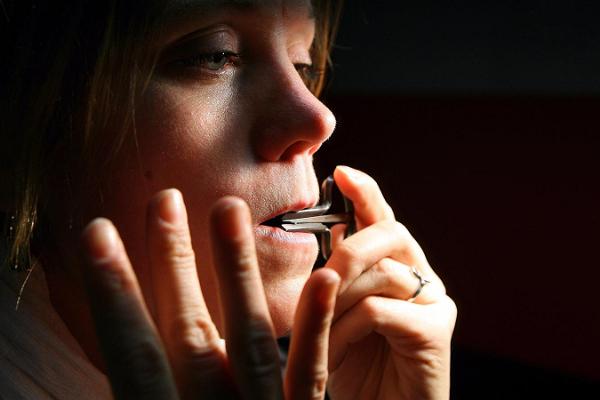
[0,0,343,272]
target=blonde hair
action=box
[1,0,342,272]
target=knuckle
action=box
[416,298,458,344]
[93,266,125,292]
[164,316,223,375]
[234,245,257,272]
[164,230,196,265]
[336,242,364,266]
[382,203,395,219]
[358,296,381,323]
[93,262,138,294]
[194,316,220,340]
[171,316,219,355]
[435,278,447,295]
[391,220,411,238]
[391,221,416,258]
[120,338,170,389]
[310,369,329,400]
[237,324,280,379]
[372,261,393,285]
[181,343,223,373]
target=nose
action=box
[251,62,336,162]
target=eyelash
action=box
[177,51,324,84]
[178,51,241,72]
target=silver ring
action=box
[408,267,431,302]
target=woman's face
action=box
[94,0,335,335]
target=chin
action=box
[263,275,311,337]
[254,226,319,336]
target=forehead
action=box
[165,0,314,19]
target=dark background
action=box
[316,1,600,398]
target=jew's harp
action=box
[276,176,355,260]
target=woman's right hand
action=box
[80,189,341,400]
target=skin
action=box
[47,0,457,398]
[96,0,332,335]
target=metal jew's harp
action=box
[279,176,355,260]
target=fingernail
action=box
[158,189,184,224]
[82,218,118,263]
[337,165,366,184]
[212,197,251,241]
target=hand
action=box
[325,166,457,400]
[80,190,341,399]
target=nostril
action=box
[280,141,314,161]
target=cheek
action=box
[135,81,253,226]
[107,79,318,335]
[125,80,257,325]
[137,82,234,184]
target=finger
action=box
[333,166,439,283]
[285,268,340,400]
[147,190,227,398]
[330,224,346,251]
[81,218,178,400]
[327,220,436,293]
[210,196,283,399]
[329,295,457,372]
[333,166,395,228]
[334,258,442,319]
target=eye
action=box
[178,51,240,72]
[295,63,324,86]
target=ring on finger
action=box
[407,266,431,302]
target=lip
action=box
[257,198,318,226]
[254,224,317,245]
[256,198,317,242]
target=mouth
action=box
[254,200,319,246]
[261,214,286,228]
[258,200,317,229]
[251,198,321,278]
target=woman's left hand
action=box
[325,166,457,400]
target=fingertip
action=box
[81,218,120,264]
[313,267,341,288]
[211,195,247,210]
[334,166,394,225]
[210,196,252,241]
[149,189,186,225]
[333,165,371,203]
[210,196,248,223]
[335,165,368,186]
[303,268,340,314]
[333,165,348,189]
[304,267,340,294]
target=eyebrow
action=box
[166,0,256,16]
[164,0,315,21]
